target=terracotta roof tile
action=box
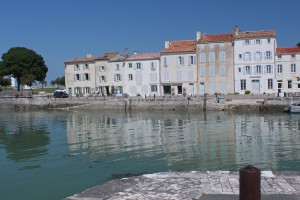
[127,53,160,60]
[162,40,196,53]
[198,33,233,43]
[95,52,120,60]
[276,47,300,54]
[234,30,276,39]
[65,57,94,63]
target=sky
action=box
[1,0,300,83]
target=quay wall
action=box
[0,93,293,111]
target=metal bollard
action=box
[239,165,261,200]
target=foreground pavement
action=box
[67,171,300,200]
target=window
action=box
[200,53,206,62]
[151,85,157,92]
[75,74,80,81]
[136,62,141,69]
[100,66,105,72]
[189,55,196,65]
[277,55,282,59]
[200,67,206,76]
[116,64,120,71]
[151,62,156,70]
[241,80,246,90]
[164,71,169,80]
[244,39,250,45]
[83,73,90,81]
[220,82,226,93]
[267,38,271,43]
[268,79,273,89]
[288,80,292,89]
[209,52,215,62]
[219,52,226,61]
[277,64,282,73]
[100,76,106,83]
[209,66,215,76]
[136,74,142,83]
[254,65,262,74]
[115,74,121,81]
[209,82,215,93]
[84,64,89,70]
[254,52,262,61]
[219,43,224,47]
[220,65,226,76]
[265,51,272,59]
[210,43,214,48]
[163,57,168,67]
[255,39,261,44]
[176,70,182,80]
[244,66,251,74]
[200,44,205,48]
[128,63,132,68]
[239,54,242,59]
[83,87,90,94]
[244,52,251,61]
[150,73,157,82]
[188,70,194,80]
[291,64,296,73]
[238,68,241,73]
[291,54,296,58]
[177,56,184,65]
[74,64,80,71]
[266,65,273,74]
[128,74,133,81]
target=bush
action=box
[245,90,251,95]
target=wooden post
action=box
[239,165,261,200]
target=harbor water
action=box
[0,109,299,200]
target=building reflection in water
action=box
[66,110,300,170]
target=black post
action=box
[239,165,261,200]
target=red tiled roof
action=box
[95,52,120,60]
[162,40,196,53]
[198,33,232,43]
[276,47,300,54]
[234,30,276,39]
[127,53,160,60]
[65,57,94,63]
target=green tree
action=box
[0,47,48,91]
[20,74,36,93]
[51,76,65,88]
[0,76,11,91]
[39,80,47,89]
[297,42,300,47]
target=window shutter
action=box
[177,57,180,65]
[182,57,184,65]
[141,63,143,70]
[133,63,137,70]
[194,56,196,64]
[188,56,191,65]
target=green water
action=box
[0,110,299,200]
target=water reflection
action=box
[0,111,50,163]
[66,110,300,171]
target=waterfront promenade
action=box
[67,171,300,200]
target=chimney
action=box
[124,48,129,56]
[165,39,170,48]
[196,31,202,41]
[86,53,93,58]
[233,26,239,37]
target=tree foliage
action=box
[0,76,11,91]
[297,42,300,47]
[0,47,48,91]
[51,76,65,88]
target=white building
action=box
[275,47,300,96]
[124,53,160,97]
[160,40,197,96]
[233,26,277,94]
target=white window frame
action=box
[128,74,133,81]
[277,64,282,73]
[241,79,246,90]
[100,76,106,83]
[291,64,296,73]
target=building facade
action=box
[124,53,160,96]
[233,27,277,94]
[197,33,234,95]
[275,47,300,95]
[160,40,197,96]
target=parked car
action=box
[54,91,69,98]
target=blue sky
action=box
[1,0,300,83]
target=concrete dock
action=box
[67,171,300,200]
